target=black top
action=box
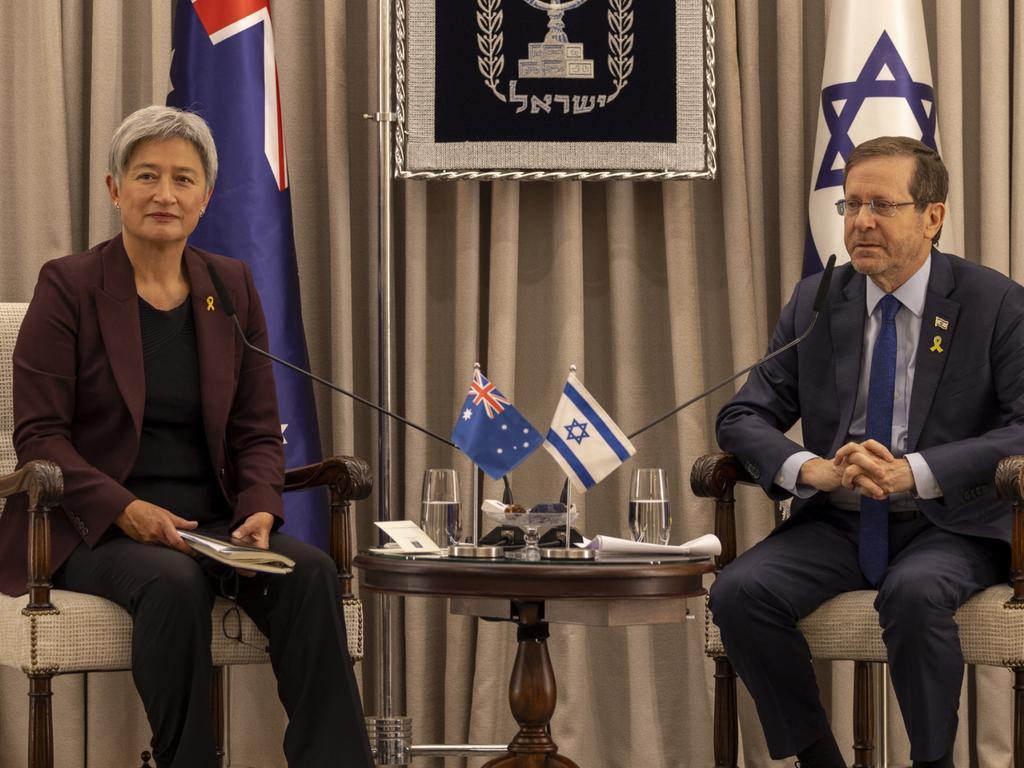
[123,296,230,525]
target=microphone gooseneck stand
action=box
[628,253,837,441]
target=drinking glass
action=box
[628,468,671,544]
[420,469,462,550]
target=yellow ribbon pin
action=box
[206,296,215,311]
[929,335,944,353]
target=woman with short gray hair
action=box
[1,105,374,767]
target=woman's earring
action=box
[114,202,120,211]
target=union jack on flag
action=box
[468,371,511,419]
[451,370,542,479]
[168,0,326,547]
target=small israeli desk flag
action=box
[544,372,635,493]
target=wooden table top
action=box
[354,552,714,600]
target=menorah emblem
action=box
[519,0,594,79]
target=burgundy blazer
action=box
[0,235,285,597]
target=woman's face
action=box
[107,137,212,250]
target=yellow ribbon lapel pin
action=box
[929,335,944,354]
[206,296,215,311]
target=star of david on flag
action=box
[168,0,328,547]
[804,0,957,276]
[544,373,635,494]
[451,370,543,479]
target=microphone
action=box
[627,253,837,440]
[206,262,456,448]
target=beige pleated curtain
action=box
[0,1,1019,766]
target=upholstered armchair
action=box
[0,302,371,768]
[692,450,1024,768]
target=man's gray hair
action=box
[108,105,218,189]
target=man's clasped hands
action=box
[798,440,915,500]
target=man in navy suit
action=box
[710,136,1024,768]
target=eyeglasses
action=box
[834,199,918,217]
[219,571,270,653]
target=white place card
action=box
[374,520,443,553]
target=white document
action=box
[578,532,721,556]
[374,520,443,553]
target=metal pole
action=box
[367,4,415,763]
[564,478,572,548]
[376,0,396,725]
[471,466,480,545]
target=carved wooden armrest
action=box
[0,461,64,611]
[0,459,63,506]
[690,452,754,569]
[689,452,753,499]
[284,456,372,600]
[996,456,1024,503]
[284,456,372,500]
[995,456,1024,603]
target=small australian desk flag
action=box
[451,370,543,479]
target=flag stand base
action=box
[541,548,595,560]
[449,545,505,559]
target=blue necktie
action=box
[859,294,901,585]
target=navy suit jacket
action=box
[0,235,285,597]
[717,250,1024,545]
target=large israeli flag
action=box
[544,373,635,493]
[168,0,327,547]
[805,0,956,275]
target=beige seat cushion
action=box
[705,585,1024,667]
[0,590,364,674]
[0,591,267,674]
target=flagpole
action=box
[561,366,577,548]
[472,463,480,545]
[564,365,575,549]
[472,363,481,545]
[564,476,572,549]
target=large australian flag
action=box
[168,0,327,547]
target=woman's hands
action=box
[114,504,274,577]
[231,511,274,550]
[231,512,274,577]
[115,499,197,554]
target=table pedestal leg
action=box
[483,602,579,768]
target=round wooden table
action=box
[355,552,714,768]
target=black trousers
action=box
[55,529,374,768]
[708,506,1007,763]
